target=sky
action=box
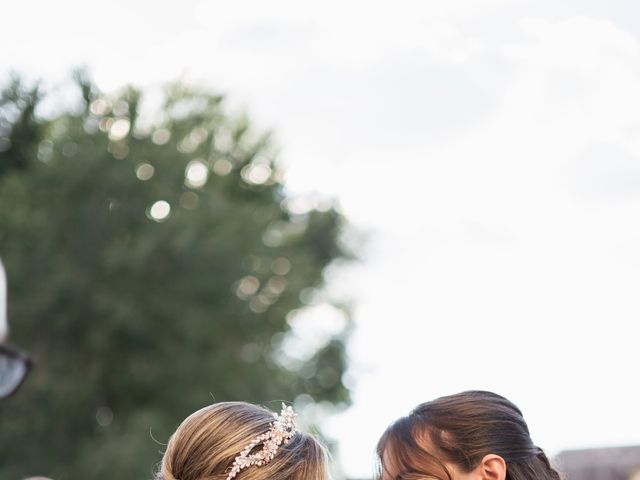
[3,1,640,478]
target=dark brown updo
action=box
[377,391,562,480]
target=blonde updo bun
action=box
[158,402,328,480]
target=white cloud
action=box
[325,14,640,477]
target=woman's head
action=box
[377,391,561,480]
[159,402,328,480]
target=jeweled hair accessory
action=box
[225,403,298,480]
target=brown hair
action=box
[377,391,562,480]
[158,402,329,480]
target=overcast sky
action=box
[3,1,640,478]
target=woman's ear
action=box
[479,454,506,480]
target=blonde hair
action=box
[158,402,329,480]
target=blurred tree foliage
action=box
[0,72,352,479]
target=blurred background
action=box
[2,0,640,479]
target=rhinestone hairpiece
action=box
[225,404,298,480]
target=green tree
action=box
[0,72,352,479]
